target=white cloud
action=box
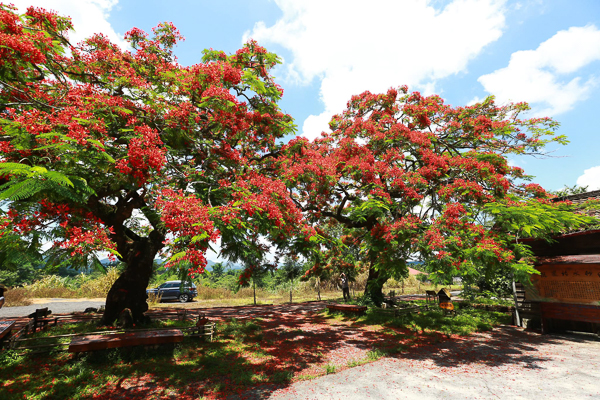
[9,0,127,48]
[467,96,483,106]
[245,0,507,140]
[577,166,600,190]
[478,25,600,116]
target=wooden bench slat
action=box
[0,321,15,341]
[68,329,184,352]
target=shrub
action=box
[325,364,336,374]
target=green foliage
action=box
[218,318,262,342]
[356,307,510,336]
[278,256,304,283]
[551,185,589,197]
[0,228,44,286]
[483,197,596,283]
[470,291,513,306]
[0,163,94,202]
[210,262,226,280]
[366,349,386,362]
[484,199,595,240]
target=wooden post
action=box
[512,273,521,327]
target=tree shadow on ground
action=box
[394,325,593,371]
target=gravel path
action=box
[268,326,600,400]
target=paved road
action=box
[0,299,327,319]
[0,299,105,318]
[267,326,600,400]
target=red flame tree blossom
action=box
[0,5,301,323]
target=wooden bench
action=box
[29,308,58,332]
[68,329,184,353]
[191,314,215,341]
[0,320,15,342]
[425,290,437,303]
[326,304,367,315]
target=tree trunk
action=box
[364,265,388,307]
[317,277,321,301]
[101,236,162,325]
[511,274,522,327]
[253,279,256,306]
[289,278,292,303]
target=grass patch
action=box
[218,318,262,342]
[3,287,32,307]
[324,364,336,374]
[353,306,510,337]
[366,348,386,361]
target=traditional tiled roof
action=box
[520,189,600,257]
[408,267,426,276]
[552,190,600,223]
[553,189,600,204]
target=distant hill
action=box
[205,260,243,271]
[98,257,242,271]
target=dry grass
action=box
[77,268,120,298]
[3,287,33,307]
[149,288,343,309]
[4,268,457,310]
[3,268,121,307]
[146,291,162,306]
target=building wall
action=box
[528,264,600,306]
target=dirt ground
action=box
[267,325,600,400]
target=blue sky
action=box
[11,0,600,192]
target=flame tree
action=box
[0,5,303,323]
[278,86,590,305]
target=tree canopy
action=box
[277,87,593,304]
[0,4,303,323]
